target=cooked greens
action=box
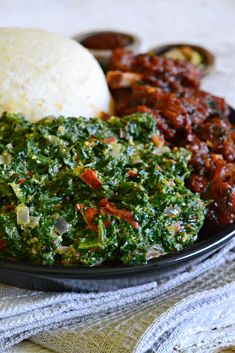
[0,112,206,266]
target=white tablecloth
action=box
[0,0,235,352]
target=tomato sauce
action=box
[80,32,133,50]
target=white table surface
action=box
[0,0,235,352]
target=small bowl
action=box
[73,30,141,70]
[149,43,215,76]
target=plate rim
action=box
[0,223,234,278]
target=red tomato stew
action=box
[107,49,235,225]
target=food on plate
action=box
[0,28,112,122]
[0,113,206,266]
[107,49,235,224]
[0,28,233,268]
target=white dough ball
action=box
[0,28,112,122]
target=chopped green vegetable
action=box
[0,112,206,266]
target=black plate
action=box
[0,109,234,292]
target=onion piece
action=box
[28,216,40,228]
[146,245,165,260]
[16,204,30,225]
[110,142,123,158]
[54,216,70,235]
[164,206,180,217]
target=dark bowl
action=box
[149,43,215,76]
[0,108,234,292]
[73,30,141,70]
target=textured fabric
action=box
[0,238,235,353]
[7,341,54,353]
